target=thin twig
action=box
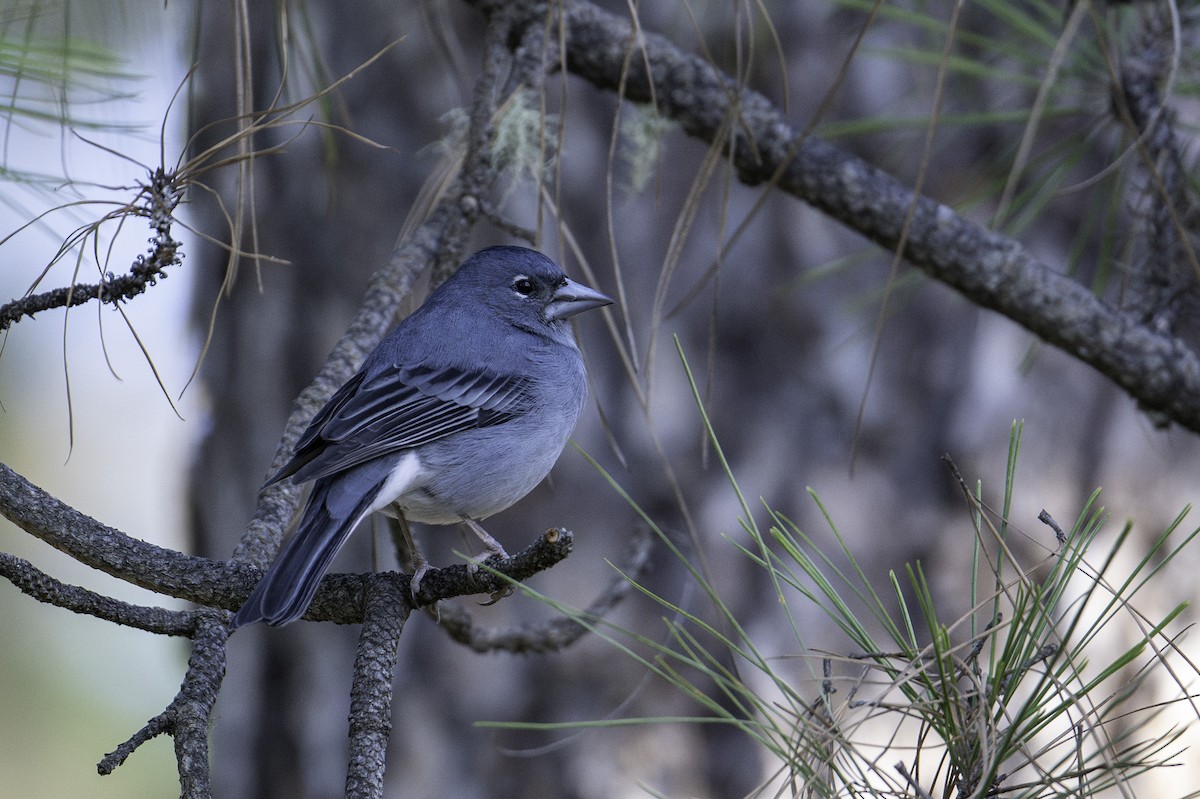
[0,168,183,331]
[435,526,650,654]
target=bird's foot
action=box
[464,561,513,605]
[392,504,431,604]
[462,517,510,560]
[460,517,513,603]
[409,560,431,601]
[479,584,514,605]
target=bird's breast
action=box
[393,360,587,525]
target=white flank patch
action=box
[363,451,424,518]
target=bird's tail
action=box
[232,476,380,628]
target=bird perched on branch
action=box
[232,246,612,628]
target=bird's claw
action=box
[479,585,514,605]
[464,552,513,605]
[409,561,430,602]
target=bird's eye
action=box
[512,277,536,296]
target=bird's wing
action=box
[269,363,532,485]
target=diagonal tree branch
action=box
[0,461,244,603]
[0,551,196,634]
[97,609,229,799]
[231,201,458,568]
[473,0,1200,432]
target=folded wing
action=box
[269,363,531,485]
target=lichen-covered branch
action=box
[98,611,229,799]
[0,461,243,603]
[345,577,409,799]
[0,552,195,634]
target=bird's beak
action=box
[545,277,613,321]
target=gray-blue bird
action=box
[232,246,612,628]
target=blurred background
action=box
[1,1,1199,797]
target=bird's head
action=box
[451,246,613,335]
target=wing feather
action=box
[269,363,531,485]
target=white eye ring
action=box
[512,276,536,296]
